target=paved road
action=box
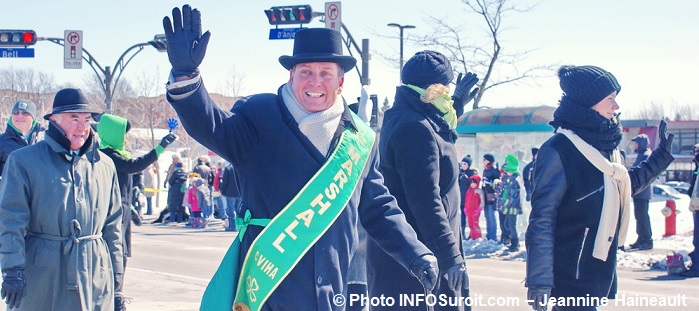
[2,216,698,310]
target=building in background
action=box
[455,107,698,184]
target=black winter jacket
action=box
[100,147,159,257]
[0,123,44,177]
[219,164,240,197]
[525,133,673,300]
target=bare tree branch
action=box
[402,0,548,108]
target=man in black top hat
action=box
[160,5,438,310]
[0,99,45,178]
[0,88,124,310]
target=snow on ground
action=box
[462,198,696,272]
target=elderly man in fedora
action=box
[0,99,46,179]
[161,5,438,311]
[0,88,124,310]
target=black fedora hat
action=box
[278,28,356,72]
[44,88,101,120]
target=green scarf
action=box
[405,84,457,129]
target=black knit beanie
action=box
[558,65,621,108]
[401,50,454,89]
[462,155,473,166]
[483,153,495,163]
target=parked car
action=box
[663,181,690,194]
[651,184,689,203]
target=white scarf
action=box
[281,84,344,156]
[559,128,631,261]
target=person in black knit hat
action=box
[458,155,477,237]
[525,65,675,311]
[370,50,479,311]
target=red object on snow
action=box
[663,199,677,237]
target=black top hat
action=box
[278,28,356,72]
[44,88,101,120]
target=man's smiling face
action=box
[289,62,344,113]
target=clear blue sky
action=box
[3,0,698,117]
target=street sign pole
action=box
[64,30,83,69]
[325,2,342,31]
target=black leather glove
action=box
[657,120,674,154]
[163,5,211,77]
[408,254,439,292]
[443,263,469,291]
[452,72,480,108]
[160,133,178,149]
[527,286,551,311]
[1,266,26,309]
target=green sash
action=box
[200,114,375,311]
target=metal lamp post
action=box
[42,34,168,113]
[387,23,415,80]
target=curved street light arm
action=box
[42,37,108,91]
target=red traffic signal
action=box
[264,5,313,25]
[0,30,37,46]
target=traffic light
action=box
[264,5,313,25]
[0,30,37,47]
[148,34,167,52]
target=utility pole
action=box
[387,23,415,79]
[41,35,167,113]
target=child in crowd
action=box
[498,154,522,252]
[195,177,212,228]
[186,173,204,228]
[464,174,485,240]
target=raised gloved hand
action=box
[160,133,178,149]
[657,120,674,154]
[408,254,439,292]
[452,72,480,108]
[443,263,469,291]
[527,286,551,311]
[163,5,211,77]
[1,266,26,309]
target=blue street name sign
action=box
[269,28,304,40]
[0,48,35,58]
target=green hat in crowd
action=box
[503,154,519,173]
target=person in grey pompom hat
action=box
[557,65,621,108]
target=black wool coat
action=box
[368,86,468,310]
